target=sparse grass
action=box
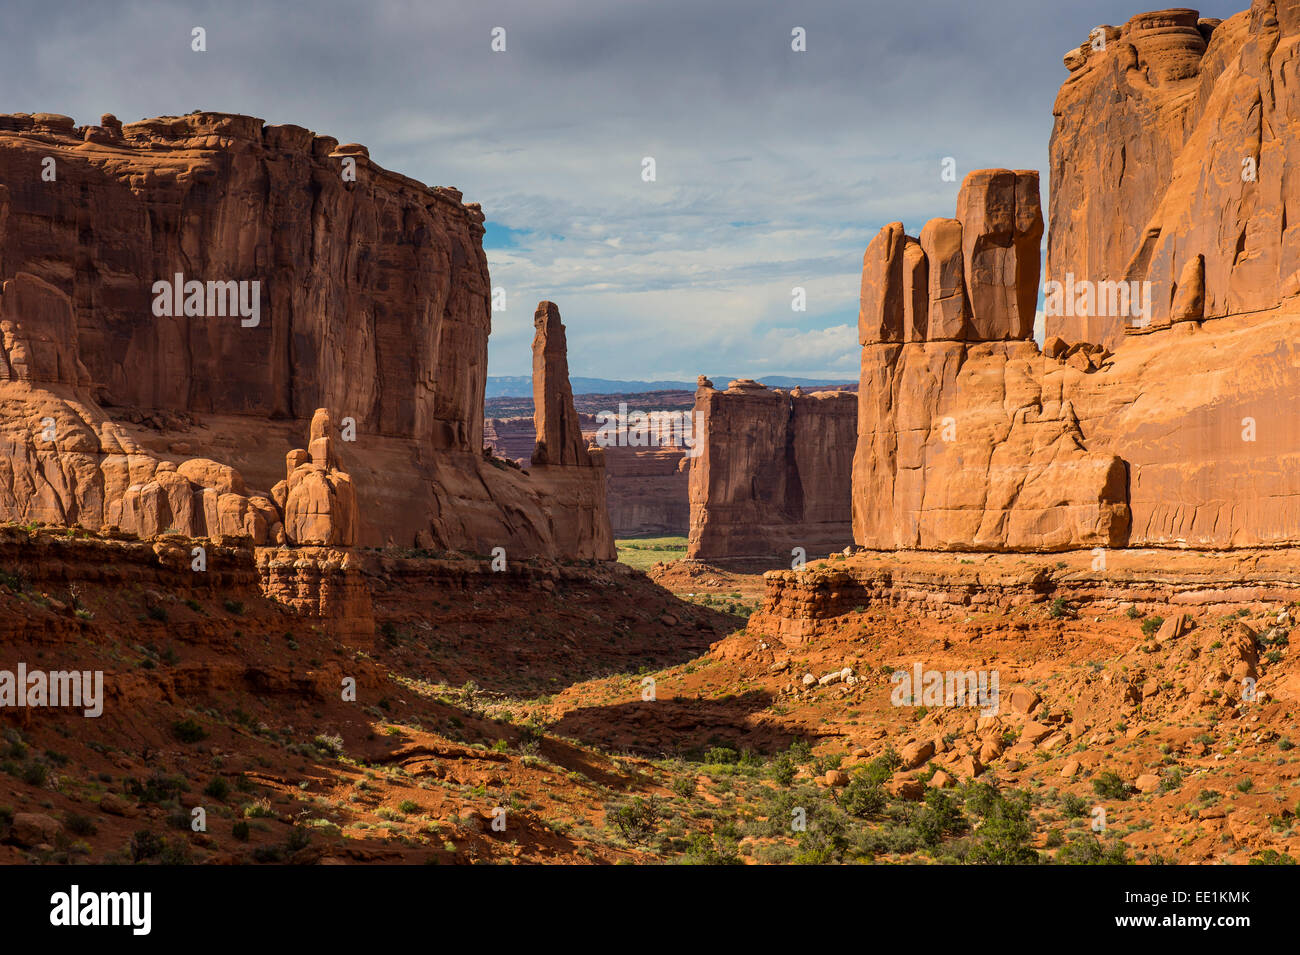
[616,536,688,571]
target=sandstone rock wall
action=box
[602,445,690,537]
[852,170,1131,552]
[0,112,486,450]
[688,377,856,561]
[851,3,1300,554]
[0,111,613,559]
[0,270,293,543]
[1046,5,1300,345]
[483,416,542,466]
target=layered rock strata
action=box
[751,549,1300,644]
[0,111,612,558]
[688,377,856,561]
[853,170,1131,552]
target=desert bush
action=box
[607,796,662,846]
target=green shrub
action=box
[672,776,697,798]
[607,796,661,846]
[130,829,164,862]
[1060,793,1089,818]
[842,775,887,819]
[1056,835,1130,865]
[1250,849,1297,865]
[704,746,739,765]
[64,812,97,836]
[965,786,1038,865]
[171,718,207,743]
[1092,772,1132,800]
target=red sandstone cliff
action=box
[851,1,1300,553]
[1047,5,1300,345]
[688,377,856,561]
[852,170,1131,552]
[0,111,611,559]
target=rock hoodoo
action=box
[525,301,616,560]
[532,301,594,468]
[275,409,358,546]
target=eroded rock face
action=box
[853,4,1300,553]
[851,170,1130,552]
[1045,6,1298,345]
[0,111,611,559]
[859,170,1042,348]
[0,272,288,542]
[688,378,856,561]
[0,111,487,450]
[256,546,373,646]
[956,170,1043,342]
[853,339,1131,551]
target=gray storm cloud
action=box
[0,0,1245,379]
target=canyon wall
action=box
[688,377,856,561]
[852,2,1300,554]
[1049,3,1300,346]
[852,170,1131,552]
[603,444,690,538]
[0,111,611,559]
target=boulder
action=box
[8,813,60,848]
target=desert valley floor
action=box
[2,527,1298,866]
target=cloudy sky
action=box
[0,0,1246,381]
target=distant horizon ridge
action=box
[486,374,858,397]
